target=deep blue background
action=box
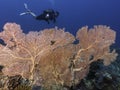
[0,0,120,47]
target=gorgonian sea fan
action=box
[0,23,75,78]
[0,23,118,88]
[72,26,118,85]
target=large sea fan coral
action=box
[0,23,118,89]
[72,26,118,85]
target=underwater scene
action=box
[0,0,120,90]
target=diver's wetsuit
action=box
[20,4,59,24]
[35,9,59,24]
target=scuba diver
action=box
[20,3,59,24]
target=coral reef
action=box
[0,23,118,89]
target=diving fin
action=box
[20,12,29,16]
[24,3,31,12]
[24,3,28,10]
[20,3,37,17]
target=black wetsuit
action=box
[35,9,59,24]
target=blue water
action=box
[0,0,120,47]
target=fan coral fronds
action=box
[71,25,118,86]
[0,23,117,89]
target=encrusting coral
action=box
[0,23,118,89]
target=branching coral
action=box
[71,26,118,85]
[0,23,118,89]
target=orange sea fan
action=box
[0,23,118,88]
[72,25,118,85]
[0,23,76,86]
